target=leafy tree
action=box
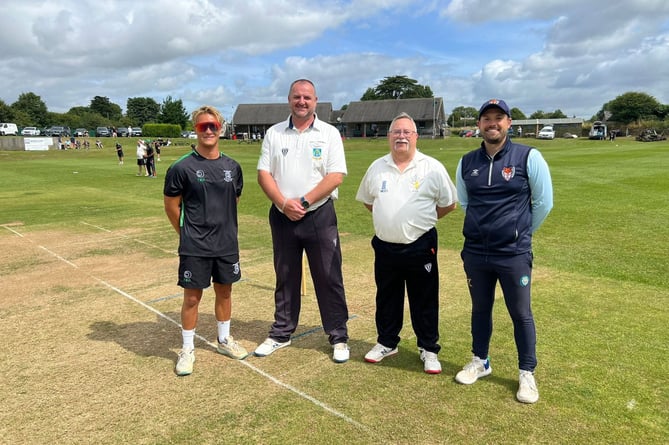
[529,110,546,119]
[157,96,188,129]
[89,96,122,121]
[548,109,567,119]
[604,92,662,124]
[361,75,433,100]
[0,99,16,123]
[510,107,527,120]
[449,106,478,126]
[127,97,160,127]
[11,92,48,126]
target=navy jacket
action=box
[459,140,533,255]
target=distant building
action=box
[513,118,584,138]
[232,97,447,139]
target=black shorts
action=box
[137,158,145,166]
[178,255,241,288]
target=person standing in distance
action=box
[164,105,249,376]
[356,112,458,374]
[454,99,553,403]
[255,78,350,363]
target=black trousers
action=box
[267,199,349,344]
[372,227,441,354]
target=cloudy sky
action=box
[2,0,668,121]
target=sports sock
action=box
[182,329,195,351]
[217,320,231,343]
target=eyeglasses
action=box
[194,121,222,133]
[390,129,416,136]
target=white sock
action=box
[182,329,195,351]
[217,320,231,343]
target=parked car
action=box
[0,123,19,136]
[131,127,142,136]
[537,126,555,140]
[117,127,129,137]
[74,128,88,137]
[96,127,111,137]
[187,131,197,139]
[21,126,41,136]
[180,130,190,138]
[48,126,71,137]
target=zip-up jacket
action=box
[457,139,535,255]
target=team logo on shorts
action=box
[424,262,432,273]
[520,275,530,287]
[233,262,240,275]
[223,170,232,182]
[183,270,192,283]
[502,166,515,181]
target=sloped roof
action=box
[342,98,444,123]
[234,103,334,126]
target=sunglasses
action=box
[194,121,222,133]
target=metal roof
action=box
[341,98,444,123]
[233,103,334,126]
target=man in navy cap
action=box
[453,99,554,404]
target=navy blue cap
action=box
[478,99,510,118]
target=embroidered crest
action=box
[502,166,515,181]
[520,275,530,287]
[312,147,322,159]
[424,263,432,273]
[281,148,288,156]
[380,180,388,193]
[471,169,480,177]
[223,170,232,182]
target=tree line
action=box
[0,93,190,132]
[1,75,666,131]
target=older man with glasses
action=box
[356,112,458,374]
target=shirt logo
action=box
[312,147,322,159]
[380,180,388,193]
[223,170,232,182]
[281,148,289,156]
[196,170,206,183]
[471,169,480,177]
[502,166,515,181]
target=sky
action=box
[2,0,669,122]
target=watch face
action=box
[301,198,310,209]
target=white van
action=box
[0,123,19,136]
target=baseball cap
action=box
[478,99,510,118]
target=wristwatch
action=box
[300,196,310,210]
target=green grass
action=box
[0,135,667,444]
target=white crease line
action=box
[19,226,372,435]
[80,221,177,255]
[2,225,24,237]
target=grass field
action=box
[0,135,667,444]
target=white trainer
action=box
[517,370,539,404]
[175,349,195,376]
[455,355,492,384]
[254,338,291,357]
[364,343,398,363]
[332,343,350,363]
[419,349,442,374]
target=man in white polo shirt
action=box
[255,79,350,363]
[356,112,458,374]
